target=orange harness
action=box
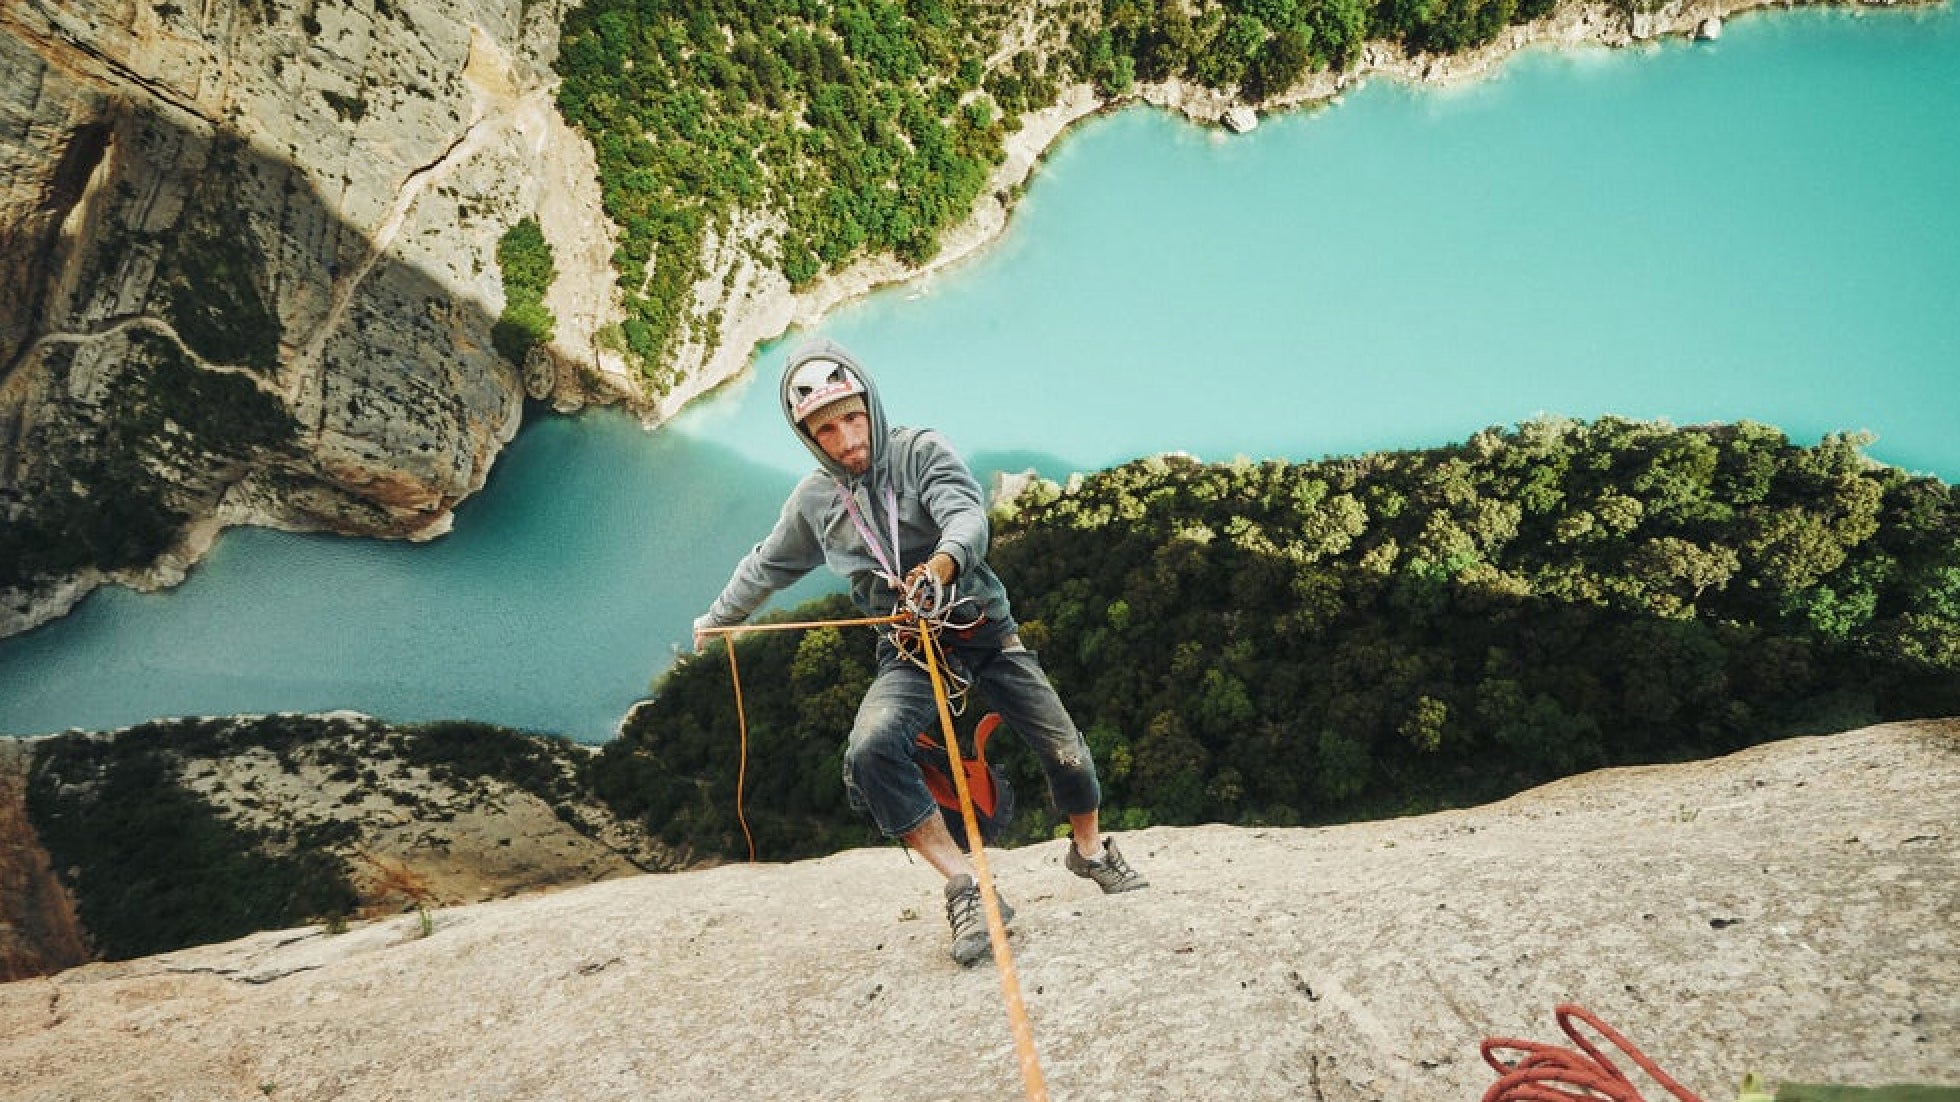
[914,711,1008,842]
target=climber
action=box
[693,337,1148,966]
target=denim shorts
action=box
[841,635,1102,838]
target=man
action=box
[694,337,1147,966]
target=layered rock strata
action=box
[0,0,624,637]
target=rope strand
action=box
[921,622,1048,1101]
[699,612,907,863]
[722,640,751,862]
[1482,1004,1706,1102]
[698,603,1047,1101]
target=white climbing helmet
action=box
[785,357,867,426]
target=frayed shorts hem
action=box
[880,803,939,840]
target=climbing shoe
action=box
[1065,835,1150,894]
[945,873,1015,967]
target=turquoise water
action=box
[3,5,1957,742]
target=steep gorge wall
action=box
[0,0,628,637]
[0,0,1085,646]
[0,739,88,980]
[5,712,676,978]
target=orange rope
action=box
[701,610,1048,1100]
[1482,1004,1705,1102]
[921,626,1049,1102]
[699,614,908,863]
[699,613,907,636]
[722,639,754,863]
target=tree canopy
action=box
[598,419,1960,861]
[492,217,559,368]
[551,0,1553,388]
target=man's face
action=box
[811,410,872,474]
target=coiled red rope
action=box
[1482,1004,1705,1102]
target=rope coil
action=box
[881,567,987,715]
[1482,1004,1706,1102]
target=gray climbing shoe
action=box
[1065,835,1150,893]
[945,873,1015,967]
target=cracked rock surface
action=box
[2,719,1954,1101]
[0,0,618,637]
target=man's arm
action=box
[692,489,826,649]
[909,429,988,583]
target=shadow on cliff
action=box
[0,85,525,631]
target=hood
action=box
[779,337,889,482]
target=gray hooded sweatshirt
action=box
[693,339,1015,639]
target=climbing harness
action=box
[1481,1004,1705,1102]
[834,476,988,711]
[914,711,1016,851]
[696,573,1048,1102]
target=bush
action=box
[493,218,558,367]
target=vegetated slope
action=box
[598,417,1960,861]
[550,0,1560,386]
[0,739,87,980]
[1,0,1881,643]
[20,713,674,965]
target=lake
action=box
[3,4,1956,742]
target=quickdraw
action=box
[883,564,987,714]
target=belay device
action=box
[914,712,1016,850]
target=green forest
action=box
[26,715,609,960]
[551,0,1560,389]
[596,418,1960,860]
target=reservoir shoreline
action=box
[2,0,1954,742]
[0,0,1932,644]
[654,0,1937,428]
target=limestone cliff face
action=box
[0,720,1953,1100]
[0,0,1100,640]
[0,0,628,636]
[0,0,1911,643]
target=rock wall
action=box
[0,720,1952,1100]
[0,0,1118,640]
[0,0,626,637]
[0,0,1917,642]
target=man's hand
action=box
[693,629,713,653]
[906,551,958,589]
